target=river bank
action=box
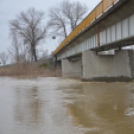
[0,63,61,78]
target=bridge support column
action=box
[82,50,134,82]
[62,58,82,78]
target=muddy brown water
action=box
[0,77,134,134]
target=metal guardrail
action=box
[53,0,118,55]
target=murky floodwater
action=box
[0,77,134,134]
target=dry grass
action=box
[0,63,61,78]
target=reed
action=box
[0,63,61,78]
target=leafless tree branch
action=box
[0,52,8,66]
[48,0,87,39]
[9,8,48,62]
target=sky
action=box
[0,0,101,55]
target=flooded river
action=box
[0,77,134,134]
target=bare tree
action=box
[49,0,87,38]
[8,35,20,63]
[0,52,8,66]
[8,35,27,63]
[9,8,48,62]
[62,0,88,31]
[49,6,68,38]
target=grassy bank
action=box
[0,63,61,78]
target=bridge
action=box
[53,0,134,81]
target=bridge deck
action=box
[53,0,121,55]
[54,0,134,61]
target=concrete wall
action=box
[62,58,82,78]
[82,50,134,82]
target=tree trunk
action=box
[71,21,75,31]
[31,43,37,62]
[63,24,67,38]
[33,48,37,61]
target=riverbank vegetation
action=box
[0,60,61,78]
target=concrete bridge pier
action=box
[82,50,134,82]
[61,50,134,82]
[62,57,82,79]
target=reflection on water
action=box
[64,84,134,134]
[0,77,134,134]
[14,87,41,125]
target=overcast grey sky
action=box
[0,0,101,54]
